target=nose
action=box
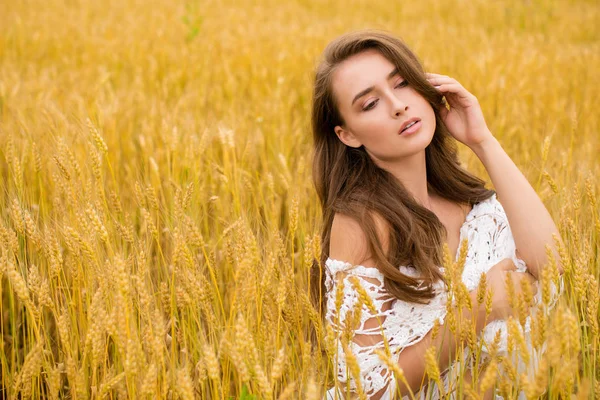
[391,95,408,117]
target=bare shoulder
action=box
[329,211,390,267]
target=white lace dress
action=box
[324,193,563,399]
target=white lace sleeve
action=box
[324,258,447,399]
[459,193,563,355]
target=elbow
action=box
[520,252,564,280]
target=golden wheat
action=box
[1,0,598,398]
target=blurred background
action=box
[0,0,598,398]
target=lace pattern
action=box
[324,193,563,399]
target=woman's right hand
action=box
[484,258,538,321]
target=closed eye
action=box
[362,80,409,111]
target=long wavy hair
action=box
[309,29,495,317]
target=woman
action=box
[309,30,564,399]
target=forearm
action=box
[470,134,563,279]
[395,293,488,396]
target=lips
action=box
[400,118,421,133]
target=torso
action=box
[429,195,473,262]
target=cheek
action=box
[430,110,438,131]
[420,102,436,125]
[360,117,389,139]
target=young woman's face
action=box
[332,49,436,162]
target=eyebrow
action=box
[351,67,400,106]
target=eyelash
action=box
[362,80,408,111]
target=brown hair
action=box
[309,29,495,317]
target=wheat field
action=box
[0,0,598,398]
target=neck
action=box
[374,150,434,210]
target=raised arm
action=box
[423,73,563,281]
[470,136,564,280]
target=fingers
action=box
[425,73,475,102]
[425,73,458,86]
[512,272,535,288]
[432,84,475,102]
[525,271,537,284]
[524,273,539,296]
[425,72,448,78]
[513,272,539,304]
[425,74,452,84]
[431,83,462,92]
[426,76,455,91]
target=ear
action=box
[334,125,362,148]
